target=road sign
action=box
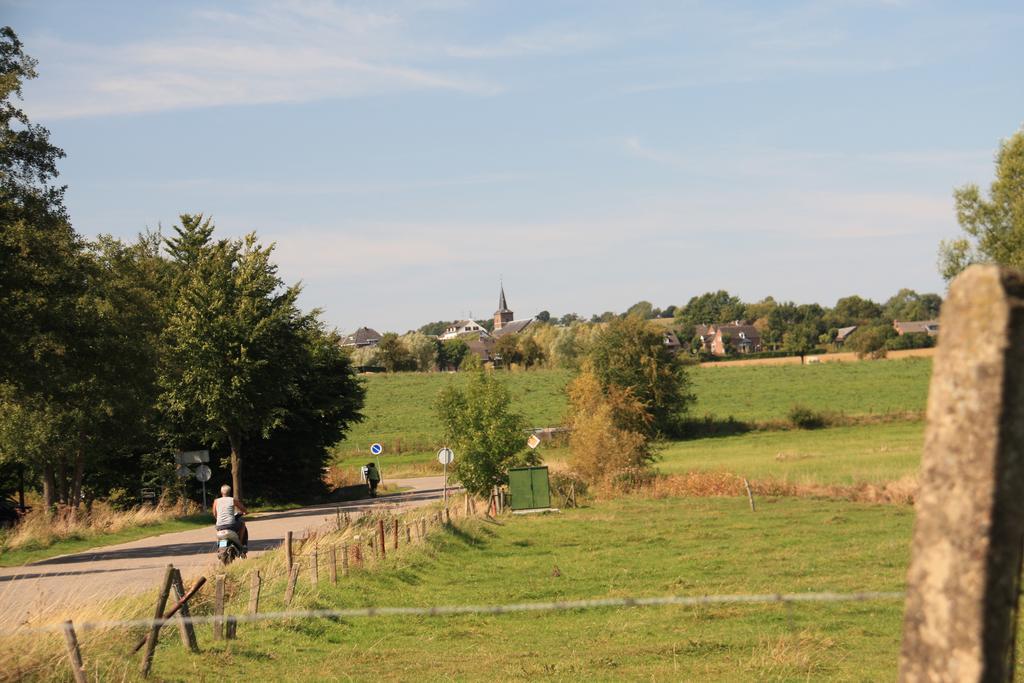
[370,443,383,456]
[175,449,209,465]
[175,464,192,479]
[437,447,454,465]
[526,434,541,449]
[195,464,212,482]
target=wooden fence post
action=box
[311,548,319,586]
[62,621,87,683]
[213,574,226,642]
[285,563,300,606]
[378,519,386,559]
[393,519,399,550]
[329,546,338,584]
[286,530,294,571]
[225,617,237,640]
[899,266,1024,682]
[248,571,262,615]
[405,524,411,544]
[170,568,199,653]
[140,564,175,677]
[352,543,362,566]
[342,544,351,575]
[743,479,756,512]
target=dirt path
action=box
[0,476,448,628]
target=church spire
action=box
[497,283,510,313]
[494,281,514,330]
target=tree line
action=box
[0,29,363,509]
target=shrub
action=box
[788,405,826,429]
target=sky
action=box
[5,0,1023,332]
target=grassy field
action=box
[83,496,922,681]
[333,359,932,478]
[656,421,924,486]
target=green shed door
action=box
[509,468,533,510]
[509,466,551,510]
[530,467,550,508]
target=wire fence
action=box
[0,590,905,636]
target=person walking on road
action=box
[364,462,381,497]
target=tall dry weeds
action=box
[0,497,199,555]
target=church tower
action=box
[494,284,514,331]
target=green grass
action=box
[656,422,925,486]
[690,357,932,422]
[0,515,210,567]
[143,496,919,681]
[331,359,932,478]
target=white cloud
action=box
[25,1,501,119]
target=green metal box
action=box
[508,466,551,510]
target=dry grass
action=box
[0,497,198,554]
[642,471,918,505]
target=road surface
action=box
[0,476,447,628]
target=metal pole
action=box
[376,455,383,486]
[202,480,207,509]
[443,461,448,506]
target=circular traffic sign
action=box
[437,447,454,465]
[370,443,383,456]
[195,464,212,482]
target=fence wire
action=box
[0,590,904,636]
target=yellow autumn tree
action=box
[565,367,653,486]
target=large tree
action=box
[587,316,694,435]
[939,128,1024,280]
[0,27,85,398]
[159,216,303,502]
[435,369,531,497]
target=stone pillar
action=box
[899,265,1024,682]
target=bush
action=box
[788,405,826,429]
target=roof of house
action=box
[894,320,940,335]
[341,327,382,346]
[663,331,681,348]
[465,337,495,361]
[714,323,761,339]
[492,318,533,337]
[694,324,711,338]
[836,325,858,341]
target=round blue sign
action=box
[370,443,383,455]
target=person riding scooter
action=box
[212,484,248,551]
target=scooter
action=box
[215,526,247,565]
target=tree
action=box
[402,332,438,372]
[417,320,452,337]
[519,335,545,368]
[159,216,303,502]
[675,291,745,335]
[782,322,818,361]
[829,295,883,327]
[440,338,468,370]
[625,300,655,319]
[882,289,942,322]
[587,316,694,435]
[940,128,1024,280]
[375,333,413,372]
[435,370,531,496]
[846,324,895,359]
[494,334,520,369]
[0,27,84,398]
[245,325,364,501]
[566,369,652,486]
[535,310,551,323]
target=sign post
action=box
[437,448,454,505]
[370,443,383,485]
[195,464,212,508]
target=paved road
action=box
[0,476,448,628]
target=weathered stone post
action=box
[899,265,1024,682]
